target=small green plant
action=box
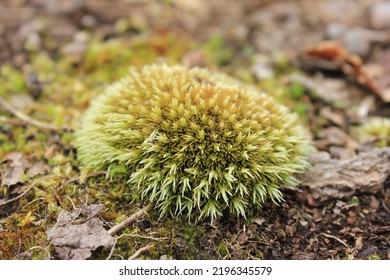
[74,64,312,221]
[353,117,390,147]
[367,253,381,260]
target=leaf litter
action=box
[47,204,114,260]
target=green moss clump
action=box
[353,117,390,147]
[74,64,312,222]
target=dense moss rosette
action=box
[75,65,312,221]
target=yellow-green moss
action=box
[353,117,390,147]
[75,64,312,222]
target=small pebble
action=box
[333,208,341,215]
[299,220,308,226]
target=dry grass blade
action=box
[321,233,350,249]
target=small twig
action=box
[118,233,166,241]
[0,97,72,131]
[0,185,33,207]
[0,116,25,126]
[128,244,153,260]
[106,240,117,260]
[108,203,153,236]
[3,175,72,209]
[106,231,163,260]
[17,246,51,260]
[321,233,350,249]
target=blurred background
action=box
[0,0,385,66]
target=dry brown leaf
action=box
[306,41,350,61]
[27,160,50,177]
[1,152,29,186]
[304,41,386,101]
[1,166,25,186]
[47,204,114,260]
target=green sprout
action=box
[74,64,312,221]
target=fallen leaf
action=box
[80,204,105,220]
[1,152,29,186]
[1,166,25,186]
[2,152,29,167]
[306,41,350,61]
[303,41,386,101]
[27,161,50,177]
[47,204,114,260]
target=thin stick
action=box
[117,233,165,241]
[0,186,32,207]
[128,244,153,260]
[17,246,51,260]
[106,241,116,260]
[321,233,350,249]
[0,97,72,131]
[0,116,25,126]
[108,203,153,236]
[106,231,163,260]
